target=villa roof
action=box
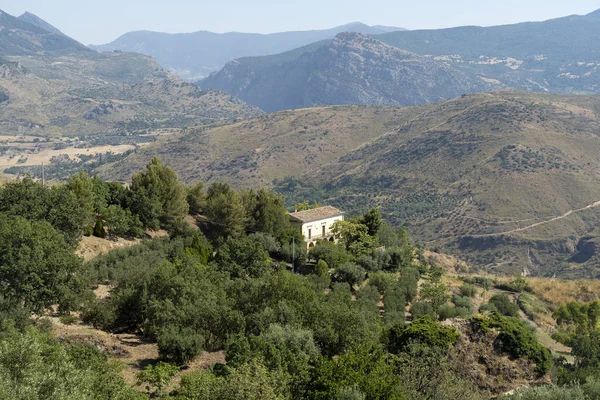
[289,206,344,223]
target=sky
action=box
[0,0,598,45]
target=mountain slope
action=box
[201,32,494,112]
[201,9,600,111]
[18,12,65,36]
[0,9,91,56]
[91,23,406,80]
[99,92,600,277]
[96,105,415,184]
[0,53,261,138]
[0,10,260,138]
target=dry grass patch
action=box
[528,277,600,306]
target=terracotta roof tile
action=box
[289,206,344,223]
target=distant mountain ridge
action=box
[90,22,407,80]
[201,32,496,112]
[18,11,65,36]
[201,8,600,111]
[0,10,261,138]
[0,9,91,56]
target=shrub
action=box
[309,241,350,268]
[460,284,477,298]
[249,233,281,258]
[314,259,329,277]
[384,283,406,325]
[93,219,106,238]
[411,301,435,320]
[471,314,551,375]
[368,271,394,295]
[489,294,520,317]
[81,299,117,330]
[157,326,205,365]
[337,386,367,400]
[356,255,379,272]
[453,296,473,314]
[500,384,586,399]
[335,263,366,288]
[479,302,498,313]
[398,267,420,302]
[137,361,180,396]
[438,305,458,321]
[388,316,459,354]
[59,314,78,325]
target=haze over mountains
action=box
[91,22,407,80]
[202,8,600,111]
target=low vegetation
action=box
[0,158,599,399]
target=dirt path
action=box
[51,316,225,388]
[471,198,600,237]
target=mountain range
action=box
[0,9,90,56]
[201,32,496,112]
[0,10,261,138]
[4,8,600,277]
[201,9,600,111]
[90,22,407,80]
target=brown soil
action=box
[76,236,141,261]
[51,316,224,389]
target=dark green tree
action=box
[0,214,83,313]
[130,157,189,229]
[358,208,382,237]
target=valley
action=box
[3,4,600,400]
[98,91,600,278]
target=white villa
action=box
[289,206,344,249]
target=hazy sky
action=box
[0,0,598,45]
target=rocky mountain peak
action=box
[330,31,417,61]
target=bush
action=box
[249,233,281,258]
[337,386,367,400]
[335,263,366,288]
[438,305,459,321]
[59,314,78,325]
[453,296,473,314]
[356,255,379,272]
[472,314,551,375]
[500,384,586,399]
[314,259,329,277]
[81,299,117,330]
[93,219,106,238]
[384,283,406,325]
[489,294,520,317]
[388,316,460,354]
[309,241,351,268]
[411,301,435,320]
[479,302,498,313]
[398,267,420,302]
[368,271,394,295]
[460,284,477,298]
[157,326,205,365]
